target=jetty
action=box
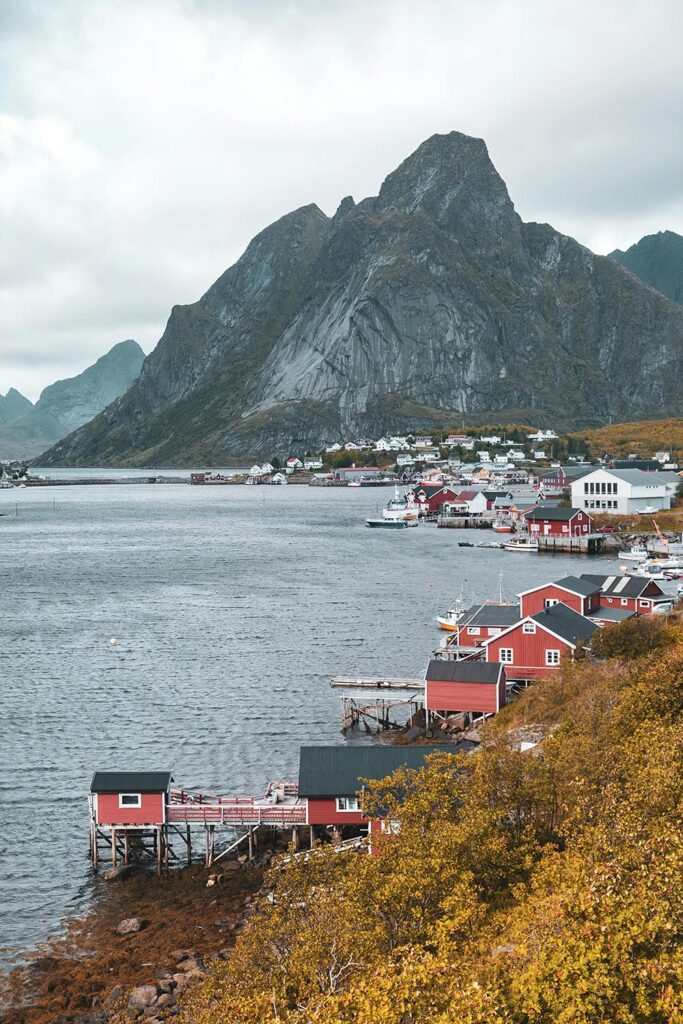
[331,676,424,689]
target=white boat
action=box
[620,545,649,562]
[378,486,419,525]
[625,564,669,581]
[436,606,466,631]
[636,505,659,515]
[645,555,683,570]
[503,537,539,552]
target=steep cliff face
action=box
[40,132,683,466]
[0,340,144,459]
[610,230,683,305]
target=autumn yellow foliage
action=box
[569,418,683,460]
[184,615,683,1024]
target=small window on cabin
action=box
[523,622,536,633]
[621,598,628,606]
[468,627,481,635]
[336,797,360,812]
[546,649,561,666]
[499,648,513,663]
[119,793,141,808]
[640,600,648,607]
[544,598,558,608]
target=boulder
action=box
[404,725,422,742]
[101,863,135,882]
[172,949,195,963]
[172,973,189,992]
[155,993,176,1008]
[116,916,144,935]
[103,985,124,1007]
[128,985,159,1010]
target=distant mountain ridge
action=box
[0,340,145,459]
[39,132,683,466]
[610,230,683,305]
[0,387,33,426]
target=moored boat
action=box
[366,518,410,529]
[620,545,649,562]
[503,537,539,552]
[492,521,513,533]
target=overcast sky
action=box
[2,0,682,400]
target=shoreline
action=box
[0,862,264,1024]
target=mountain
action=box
[0,340,145,460]
[0,388,33,426]
[610,230,683,305]
[40,133,683,466]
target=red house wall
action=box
[599,581,663,614]
[485,625,573,679]
[527,511,592,537]
[426,488,459,512]
[96,792,165,825]
[520,586,600,618]
[426,680,500,714]
[306,798,367,826]
[456,624,510,648]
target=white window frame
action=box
[119,793,142,808]
[499,648,514,664]
[544,598,559,608]
[545,649,561,666]
[336,796,361,812]
[523,622,536,634]
[621,598,628,607]
[467,627,481,635]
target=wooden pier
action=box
[332,676,424,690]
[340,695,424,733]
[437,516,493,529]
[536,533,605,554]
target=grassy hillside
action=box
[181,613,683,1024]
[569,418,683,459]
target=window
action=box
[119,793,141,808]
[544,598,559,608]
[467,627,480,635]
[499,648,514,663]
[523,622,536,633]
[336,797,360,812]
[639,600,649,608]
[621,598,628,606]
[545,649,561,666]
[584,482,589,494]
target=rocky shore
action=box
[0,862,264,1024]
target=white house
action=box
[304,457,323,470]
[443,490,488,517]
[445,434,472,447]
[480,434,501,445]
[260,462,274,474]
[477,450,491,463]
[286,457,303,474]
[493,454,509,467]
[655,451,671,464]
[396,453,415,466]
[509,450,525,462]
[527,429,558,441]
[571,468,672,514]
[249,464,263,476]
[325,443,342,453]
[412,436,434,449]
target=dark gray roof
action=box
[298,745,464,798]
[552,575,601,597]
[525,507,582,521]
[461,603,521,627]
[426,660,503,684]
[91,771,173,793]
[588,606,636,622]
[580,574,664,598]
[531,603,599,645]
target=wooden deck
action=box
[332,677,425,690]
[166,801,307,825]
[536,533,606,554]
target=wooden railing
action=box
[167,801,307,825]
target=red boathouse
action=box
[580,574,673,614]
[425,659,506,717]
[524,507,592,537]
[90,771,173,826]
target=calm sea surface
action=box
[0,481,637,963]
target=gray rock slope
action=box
[610,230,683,306]
[0,388,33,426]
[0,340,144,459]
[40,132,683,466]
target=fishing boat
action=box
[492,520,513,533]
[503,537,539,552]
[457,541,474,547]
[436,605,466,631]
[366,518,410,529]
[478,541,503,548]
[348,480,362,488]
[381,486,419,523]
[625,564,669,581]
[620,545,649,562]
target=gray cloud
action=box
[1,0,682,399]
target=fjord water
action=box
[0,482,623,963]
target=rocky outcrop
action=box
[0,340,144,459]
[610,230,683,305]
[40,133,683,466]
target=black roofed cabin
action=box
[90,771,173,826]
[298,744,465,829]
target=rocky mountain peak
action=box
[610,229,683,305]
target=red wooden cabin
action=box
[449,603,521,649]
[297,745,465,830]
[90,771,173,826]
[483,603,599,681]
[580,574,672,614]
[425,659,506,716]
[408,484,460,514]
[518,576,601,618]
[524,507,592,537]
